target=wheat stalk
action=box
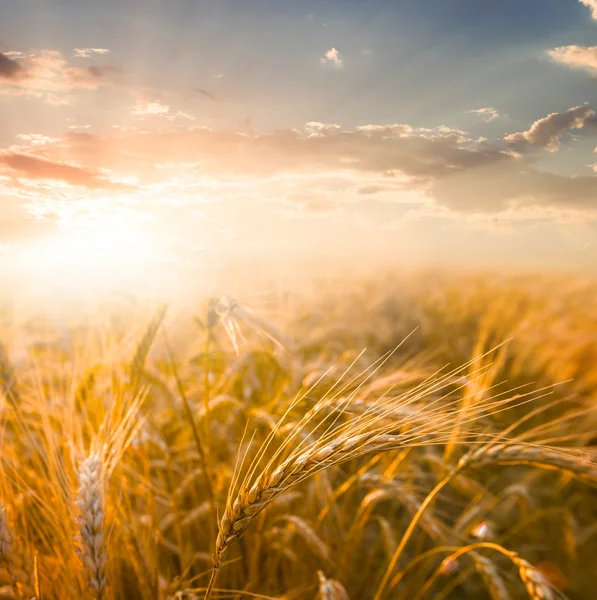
[129,304,168,394]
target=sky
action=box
[1,0,597,299]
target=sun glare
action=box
[15,224,158,295]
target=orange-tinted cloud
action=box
[505,105,596,152]
[579,0,597,20]
[548,45,597,73]
[320,47,343,68]
[0,152,129,189]
[0,50,124,104]
[5,105,597,221]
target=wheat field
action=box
[1,270,596,600]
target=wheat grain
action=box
[513,556,555,600]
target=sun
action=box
[15,222,159,297]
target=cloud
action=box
[0,52,26,81]
[579,0,597,20]
[305,121,343,136]
[0,50,122,104]
[130,101,171,116]
[16,133,61,146]
[358,124,414,135]
[283,194,340,216]
[504,105,596,152]
[0,152,128,189]
[431,163,597,213]
[357,185,391,195]
[5,104,597,221]
[548,45,597,73]
[64,64,123,89]
[73,48,110,58]
[468,107,500,123]
[320,47,343,68]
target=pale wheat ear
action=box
[0,502,19,599]
[75,451,107,599]
[0,502,31,600]
[317,570,350,600]
[210,296,292,353]
[0,503,12,560]
[458,442,597,483]
[470,552,511,600]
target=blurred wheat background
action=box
[1,269,596,600]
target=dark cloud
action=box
[0,52,25,81]
[0,152,129,190]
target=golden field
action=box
[1,270,596,600]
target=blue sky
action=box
[3,0,596,132]
[1,0,597,295]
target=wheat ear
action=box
[0,503,23,600]
[317,570,350,600]
[513,556,555,600]
[76,452,107,599]
[471,552,511,600]
[458,443,597,482]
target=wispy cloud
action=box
[548,45,597,73]
[73,48,111,58]
[16,133,60,146]
[283,194,340,217]
[467,107,500,123]
[130,101,170,116]
[320,47,343,68]
[579,0,597,20]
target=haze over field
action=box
[1,0,597,303]
[3,4,597,600]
